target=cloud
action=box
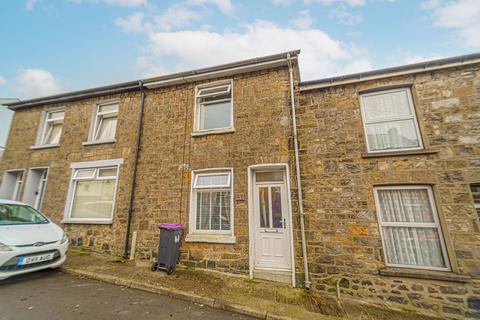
[424,0,480,47]
[115,12,147,33]
[115,6,200,33]
[15,69,62,98]
[0,75,6,86]
[331,6,363,25]
[187,0,235,14]
[70,0,147,7]
[289,10,314,29]
[133,20,371,80]
[25,0,37,10]
[304,0,366,7]
[402,54,444,64]
[272,0,293,6]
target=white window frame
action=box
[34,109,65,148]
[188,168,234,239]
[374,185,451,271]
[87,101,119,144]
[63,158,123,224]
[359,88,424,153]
[471,184,480,217]
[193,80,234,134]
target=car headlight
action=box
[59,233,68,244]
[0,242,12,251]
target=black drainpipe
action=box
[124,81,145,259]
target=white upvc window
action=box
[63,159,123,224]
[374,185,450,271]
[470,184,480,219]
[37,110,65,146]
[90,102,119,142]
[194,80,233,133]
[0,169,25,201]
[360,88,423,153]
[189,169,233,235]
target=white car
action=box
[0,199,69,280]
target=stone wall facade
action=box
[1,55,480,319]
[297,63,480,319]
[0,91,142,254]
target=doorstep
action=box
[61,249,335,320]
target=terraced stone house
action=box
[1,50,479,319]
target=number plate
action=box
[17,253,55,266]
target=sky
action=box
[0,0,480,145]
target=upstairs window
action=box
[470,184,480,219]
[360,88,423,153]
[39,110,64,146]
[91,102,118,142]
[374,186,450,271]
[194,81,233,133]
[190,170,233,234]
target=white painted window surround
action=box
[63,158,123,224]
[374,185,450,271]
[32,110,65,148]
[186,168,235,244]
[0,169,26,201]
[360,88,423,153]
[193,80,234,135]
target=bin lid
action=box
[159,223,183,230]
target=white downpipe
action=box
[287,54,311,289]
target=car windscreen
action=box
[0,204,49,225]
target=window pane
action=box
[362,90,412,122]
[271,187,283,228]
[98,167,117,178]
[74,169,96,179]
[471,185,480,204]
[99,104,118,113]
[378,188,434,223]
[198,85,230,97]
[43,122,63,145]
[383,226,446,268]
[196,191,230,231]
[258,187,269,228]
[196,174,229,187]
[256,171,283,183]
[71,179,115,219]
[95,116,117,141]
[366,119,420,151]
[0,204,48,225]
[47,110,65,121]
[200,101,231,130]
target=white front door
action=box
[253,171,292,270]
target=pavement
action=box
[0,269,255,320]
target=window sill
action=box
[191,128,235,137]
[379,267,471,283]
[185,234,236,244]
[82,139,116,146]
[62,219,113,225]
[362,149,438,158]
[30,144,60,150]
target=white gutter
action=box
[300,58,480,91]
[287,54,311,290]
[144,59,288,89]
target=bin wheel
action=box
[151,262,158,271]
[167,266,174,275]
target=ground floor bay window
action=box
[374,185,450,271]
[186,169,235,243]
[63,159,123,224]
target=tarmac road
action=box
[0,269,255,320]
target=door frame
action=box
[247,163,295,286]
